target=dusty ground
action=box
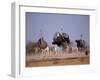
[26,52,89,67]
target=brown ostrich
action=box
[38,37,48,49]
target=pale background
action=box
[26,12,89,45]
[0,0,100,80]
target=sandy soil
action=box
[26,52,89,67]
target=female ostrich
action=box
[38,37,47,49]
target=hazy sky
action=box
[26,12,89,45]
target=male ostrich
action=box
[52,32,71,52]
[75,35,86,51]
[52,32,65,47]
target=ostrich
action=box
[75,35,87,52]
[52,31,71,53]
